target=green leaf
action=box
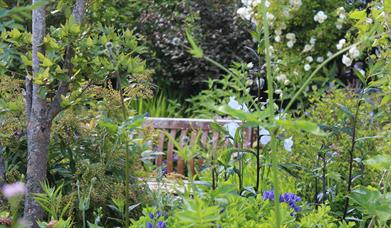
[336,104,354,118]
[276,119,327,136]
[364,155,391,171]
[185,30,203,58]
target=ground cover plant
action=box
[0,0,390,227]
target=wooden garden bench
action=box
[143,117,253,176]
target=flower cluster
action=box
[314,11,328,24]
[262,191,302,214]
[286,33,296,48]
[146,211,166,228]
[342,45,360,67]
[335,7,346,29]
[237,0,271,25]
[2,182,25,199]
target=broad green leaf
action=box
[364,155,391,171]
[276,119,327,136]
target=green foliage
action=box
[33,182,72,221]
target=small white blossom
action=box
[276,74,287,82]
[275,29,282,35]
[290,0,302,8]
[310,37,317,45]
[284,79,290,85]
[286,33,296,40]
[342,54,352,66]
[336,23,343,30]
[287,40,295,48]
[274,35,281,42]
[336,39,346,50]
[314,11,328,24]
[316,56,324,62]
[327,51,333,58]
[237,7,252,20]
[304,64,311,71]
[247,62,254,69]
[366,18,373,24]
[284,137,294,152]
[302,44,313,53]
[349,45,360,59]
[275,89,282,94]
[306,56,313,62]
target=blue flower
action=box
[156,211,161,218]
[263,191,302,216]
[157,221,166,228]
[146,222,153,228]
[262,190,275,201]
[148,212,154,219]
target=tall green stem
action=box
[260,0,281,226]
[116,72,130,228]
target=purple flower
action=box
[157,221,166,228]
[156,211,161,218]
[2,182,25,199]
[262,190,275,201]
[146,222,153,228]
[263,190,302,216]
[149,212,154,219]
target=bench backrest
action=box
[143,117,253,176]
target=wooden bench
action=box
[143,117,253,176]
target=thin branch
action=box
[48,0,86,121]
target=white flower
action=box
[327,51,333,57]
[304,64,311,71]
[342,54,352,67]
[349,45,360,59]
[247,62,254,69]
[276,74,287,82]
[275,29,282,35]
[316,56,324,62]
[228,96,249,112]
[275,89,282,94]
[284,79,290,85]
[237,7,252,21]
[287,40,295,48]
[259,128,271,145]
[302,44,313,53]
[336,23,343,30]
[336,39,346,50]
[284,137,294,152]
[306,56,313,62]
[225,122,240,142]
[366,18,373,24]
[2,182,25,199]
[290,0,302,8]
[310,37,317,45]
[241,0,253,7]
[286,33,296,40]
[314,11,328,24]
[265,0,270,7]
[267,12,275,24]
[274,35,281,42]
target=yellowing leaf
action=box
[9,28,21,39]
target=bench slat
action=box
[177,129,188,175]
[156,131,165,166]
[167,129,177,173]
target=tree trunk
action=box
[23,1,48,226]
[23,0,86,226]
